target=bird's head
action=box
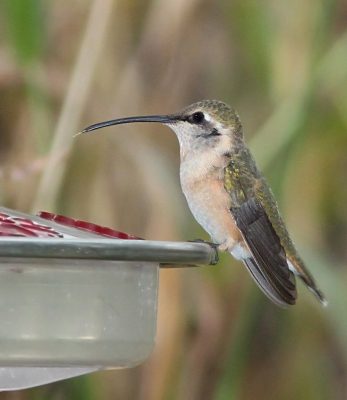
[79,100,243,159]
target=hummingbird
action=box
[79,100,326,307]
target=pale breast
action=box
[180,155,242,246]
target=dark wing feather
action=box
[231,198,297,306]
[243,258,294,307]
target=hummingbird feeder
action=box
[0,207,217,390]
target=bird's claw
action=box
[189,239,219,265]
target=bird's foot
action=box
[189,239,219,265]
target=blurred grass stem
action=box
[32,0,114,212]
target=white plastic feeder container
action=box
[0,207,217,390]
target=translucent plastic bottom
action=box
[0,258,158,367]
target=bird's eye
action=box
[189,112,205,124]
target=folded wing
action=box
[231,198,297,307]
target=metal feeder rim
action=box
[0,238,218,266]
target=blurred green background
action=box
[0,0,346,398]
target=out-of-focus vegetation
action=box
[0,0,346,398]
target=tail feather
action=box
[287,257,327,306]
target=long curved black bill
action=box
[79,115,175,134]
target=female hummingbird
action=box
[80,100,326,307]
